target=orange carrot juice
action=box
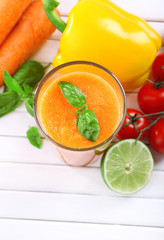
[34,62,126,166]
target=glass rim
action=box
[34,61,127,151]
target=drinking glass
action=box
[34,61,126,167]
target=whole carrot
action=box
[0,0,59,86]
[0,0,33,46]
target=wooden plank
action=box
[57,0,164,21]
[0,218,164,240]
[0,137,62,165]
[0,163,163,198]
[0,190,164,227]
[0,112,36,136]
[0,136,164,170]
[30,39,60,63]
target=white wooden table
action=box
[0,0,164,239]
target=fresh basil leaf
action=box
[0,91,18,106]
[4,61,45,93]
[12,60,45,88]
[75,104,88,115]
[23,84,35,94]
[76,109,100,142]
[3,71,28,98]
[26,127,42,149]
[25,98,34,117]
[58,81,86,107]
[0,92,21,118]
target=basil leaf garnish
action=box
[59,81,100,142]
[75,104,88,115]
[58,81,86,107]
[26,127,42,149]
[76,109,100,142]
[25,98,34,117]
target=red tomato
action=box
[152,52,164,81]
[149,119,164,153]
[117,109,149,140]
[137,82,164,114]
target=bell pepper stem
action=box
[42,0,67,33]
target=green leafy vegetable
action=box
[23,84,35,94]
[0,60,45,118]
[0,92,21,118]
[59,81,100,142]
[5,60,45,92]
[12,60,44,88]
[58,81,86,107]
[0,60,46,149]
[26,127,42,149]
[76,110,100,142]
[3,71,28,99]
[25,98,34,117]
[75,104,88,115]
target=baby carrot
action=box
[0,0,33,46]
[0,0,59,86]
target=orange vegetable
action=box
[0,0,59,86]
[0,0,32,46]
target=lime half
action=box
[101,139,154,195]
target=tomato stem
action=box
[137,114,163,141]
[135,111,164,120]
[123,110,164,140]
[146,77,164,89]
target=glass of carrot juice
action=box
[34,61,126,167]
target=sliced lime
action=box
[94,140,112,155]
[101,139,154,195]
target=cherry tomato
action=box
[149,119,164,153]
[117,108,149,140]
[152,52,164,81]
[137,82,164,114]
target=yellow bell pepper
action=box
[43,0,162,90]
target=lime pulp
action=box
[101,139,154,195]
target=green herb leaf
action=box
[25,98,34,117]
[5,61,45,93]
[75,104,88,115]
[26,127,42,149]
[23,84,35,94]
[58,81,86,107]
[76,109,100,142]
[13,60,45,88]
[3,71,28,98]
[0,92,21,118]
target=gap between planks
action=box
[0,188,163,201]
[0,216,164,230]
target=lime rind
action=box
[101,139,154,195]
